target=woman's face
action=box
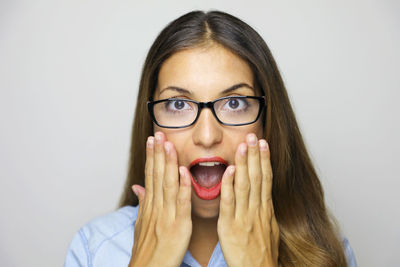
[153,44,263,219]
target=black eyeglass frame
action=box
[147,95,266,129]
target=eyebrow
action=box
[159,83,254,96]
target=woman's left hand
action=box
[218,133,279,267]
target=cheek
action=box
[154,128,191,162]
[226,122,264,142]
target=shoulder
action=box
[64,205,139,267]
[80,205,138,248]
[342,237,358,267]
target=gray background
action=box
[1,0,399,266]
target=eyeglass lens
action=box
[152,97,261,127]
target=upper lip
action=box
[189,156,228,168]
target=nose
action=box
[192,108,223,148]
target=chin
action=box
[191,193,220,219]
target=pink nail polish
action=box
[247,134,257,146]
[147,137,154,147]
[179,166,185,177]
[164,142,170,153]
[155,132,162,143]
[229,166,235,175]
[132,186,138,196]
[239,143,247,155]
[259,139,268,150]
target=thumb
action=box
[132,185,146,202]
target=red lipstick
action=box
[189,156,228,200]
[189,156,228,168]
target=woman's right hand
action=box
[129,132,193,267]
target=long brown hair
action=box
[119,10,348,266]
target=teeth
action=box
[198,162,221,167]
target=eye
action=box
[222,97,248,111]
[228,98,239,109]
[173,100,185,110]
[165,99,192,112]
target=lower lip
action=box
[189,172,222,200]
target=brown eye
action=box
[219,97,249,112]
[164,99,193,112]
[228,99,239,109]
[174,100,185,110]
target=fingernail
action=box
[147,136,154,148]
[164,141,171,154]
[132,185,138,196]
[155,132,162,144]
[239,143,247,155]
[247,134,257,146]
[179,166,185,177]
[228,165,235,175]
[259,139,268,151]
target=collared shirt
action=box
[64,206,357,267]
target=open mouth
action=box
[189,157,227,200]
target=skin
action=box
[129,44,279,267]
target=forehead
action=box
[155,44,255,100]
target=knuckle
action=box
[145,168,152,178]
[221,194,234,205]
[176,196,190,206]
[237,156,247,165]
[236,180,250,192]
[250,173,262,183]
[153,168,164,181]
[155,224,163,238]
[248,146,259,156]
[244,223,253,233]
[163,176,176,189]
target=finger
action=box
[132,184,146,217]
[219,165,235,220]
[143,136,154,217]
[153,131,166,209]
[132,185,146,200]
[176,166,192,220]
[163,141,179,218]
[260,139,273,211]
[246,133,262,214]
[132,185,146,236]
[234,142,250,220]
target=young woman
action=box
[65,11,357,267]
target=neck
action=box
[189,215,219,267]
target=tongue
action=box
[190,165,226,188]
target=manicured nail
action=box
[179,166,185,177]
[247,134,257,146]
[132,185,138,196]
[228,165,235,175]
[155,132,162,144]
[239,143,247,155]
[164,141,171,154]
[259,139,268,151]
[147,136,154,148]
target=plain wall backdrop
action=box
[1,0,399,266]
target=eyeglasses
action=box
[147,96,265,129]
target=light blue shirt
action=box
[64,206,357,267]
